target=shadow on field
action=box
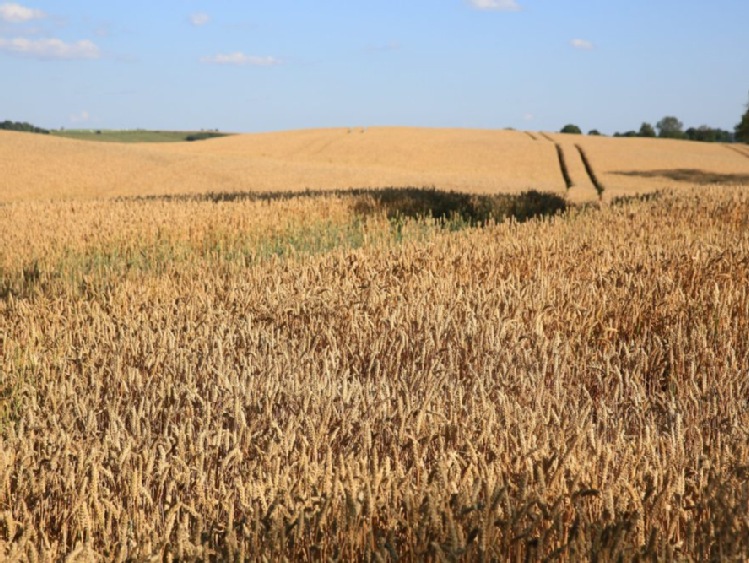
[2,189,567,300]
[613,169,749,185]
[349,188,567,224]
[609,191,664,206]
[119,187,568,225]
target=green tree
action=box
[560,124,582,134]
[737,94,749,143]
[657,116,685,139]
[639,122,656,137]
[0,120,49,134]
[686,126,721,142]
[588,129,602,136]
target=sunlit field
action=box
[1,128,749,559]
[3,127,748,202]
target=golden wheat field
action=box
[3,127,749,203]
[1,128,749,560]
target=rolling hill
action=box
[1,127,748,203]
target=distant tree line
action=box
[560,117,736,142]
[611,117,735,142]
[0,120,50,134]
[559,93,749,144]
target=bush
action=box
[560,124,582,134]
[0,120,49,134]
[185,131,229,142]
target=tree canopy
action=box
[639,122,656,137]
[685,126,734,143]
[0,120,49,134]
[656,116,685,139]
[737,94,749,143]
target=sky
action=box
[0,0,747,134]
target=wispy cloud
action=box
[570,38,594,50]
[69,110,90,124]
[200,52,281,66]
[0,5,102,61]
[0,2,45,23]
[468,0,521,11]
[189,12,210,27]
[0,37,100,59]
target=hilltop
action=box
[1,127,748,203]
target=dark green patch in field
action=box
[0,219,381,301]
[610,191,665,206]
[50,129,232,143]
[352,188,568,225]
[120,187,568,226]
[1,188,567,302]
[613,168,749,185]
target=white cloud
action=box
[200,52,281,66]
[0,2,45,23]
[189,12,210,26]
[0,37,101,59]
[570,38,594,50]
[523,113,535,121]
[69,110,90,124]
[468,0,521,11]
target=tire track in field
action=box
[725,144,749,160]
[536,132,573,191]
[575,145,605,199]
[536,133,600,200]
[555,143,573,190]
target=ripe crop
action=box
[1,184,748,559]
[5,127,747,203]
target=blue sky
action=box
[1,0,747,134]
